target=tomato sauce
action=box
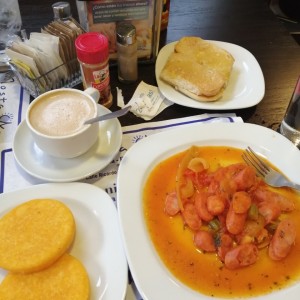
[143,146,300,298]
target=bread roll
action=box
[160,52,225,101]
[160,36,234,102]
[175,36,234,83]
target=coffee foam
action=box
[29,91,96,137]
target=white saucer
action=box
[13,106,122,182]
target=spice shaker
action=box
[161,0,170,31]
[75,32,112,108]
[52,2,72,20]
[52,2,85,33]
[116,23,138,83]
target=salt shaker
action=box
[116,23,138,83]
[52,2,72,20]
[52,1,85,33]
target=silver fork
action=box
[242,146,300,191]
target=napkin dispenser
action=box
[6,2,85,98]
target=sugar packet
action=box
[117,81,173,120]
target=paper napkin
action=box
[117,81,173,120]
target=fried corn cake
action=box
[0,254,90,300]
[0,199,75,273]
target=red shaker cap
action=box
[75,32,109,64]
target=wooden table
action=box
[18,0,300,130]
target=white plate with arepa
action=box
[0,182,128,300]
[117,122,300,300]
[156,41,265,109]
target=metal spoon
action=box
[84,105,131,125]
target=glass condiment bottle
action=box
[75,32,112,108]
[161,0,170,31]
[116,23,138,84]
[52,1,72,20]
[52,1,85,34]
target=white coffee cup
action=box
[26,87,100,158]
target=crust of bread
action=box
[176,85,224,102]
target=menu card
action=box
[0,78,30,193]
[76,0,162,62]
[0,77,29,144]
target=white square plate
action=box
[156,41,265,109]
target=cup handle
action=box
[84,87,100,103]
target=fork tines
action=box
[242,147,269,177]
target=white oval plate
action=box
[155,41,265,109]
[117,122,300,300]
[0,182,128,300]
[12,105,122,182]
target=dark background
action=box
[17,0,300,129]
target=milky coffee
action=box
[29,90,96,137]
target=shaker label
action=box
[91,65,110,91]
[92,66,109,83]
[92,76,110,91]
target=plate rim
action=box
[117,122,300,300]
[12,106,122,183]
[155,40,265,110]
[0,182,128,300]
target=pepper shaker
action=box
[116,23,138,83]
